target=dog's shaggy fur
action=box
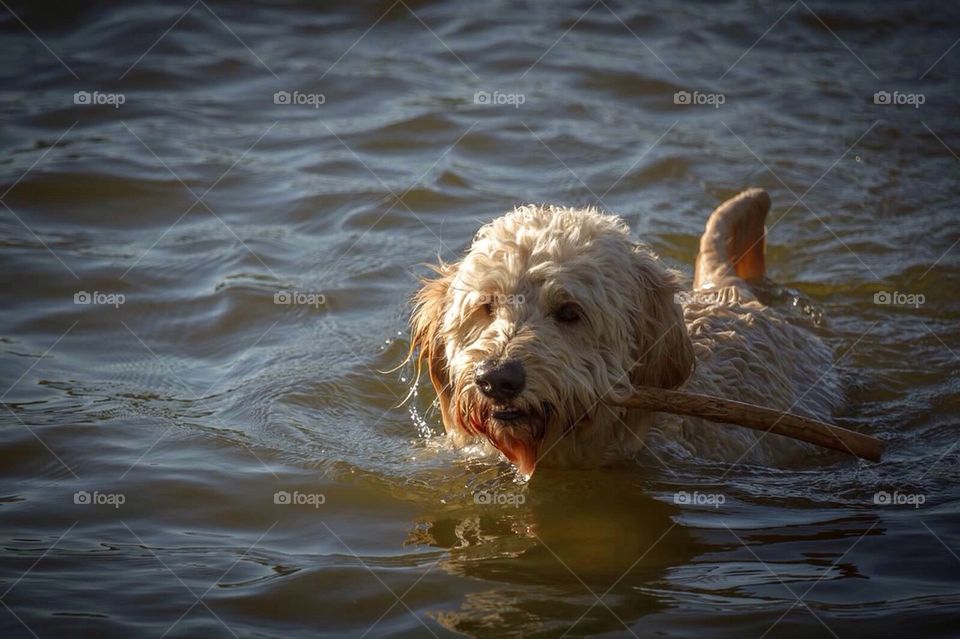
[409,189,839,475]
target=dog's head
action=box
[409,205,694,476]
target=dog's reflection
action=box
[405,467,703,636]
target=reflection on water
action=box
[418,472,686,635]
[406,469,894,637]
[1,0,959,637]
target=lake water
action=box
[1,1,959,637]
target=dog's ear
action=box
[629,250,695,390]
[409,262,456,429]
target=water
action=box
[1,1,959,636]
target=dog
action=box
[408,189,840,476]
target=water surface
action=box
[1,1,959,637]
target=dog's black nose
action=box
[475,358,525,401]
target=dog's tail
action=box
[693,188,770,291]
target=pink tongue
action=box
[495,432,538,478]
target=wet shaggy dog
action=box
[409,189,839,477]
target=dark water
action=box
[1,1,959,637]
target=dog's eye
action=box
[553,302,581,323]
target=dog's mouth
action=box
[491,408,525,421]
[467,402,548,479]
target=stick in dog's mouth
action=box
[606,386,885,462]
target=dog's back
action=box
[650,190,842,462]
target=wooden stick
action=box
[608,386,884,462]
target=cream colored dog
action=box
[409,189,839,476]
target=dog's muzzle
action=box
[471,358,545,477]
